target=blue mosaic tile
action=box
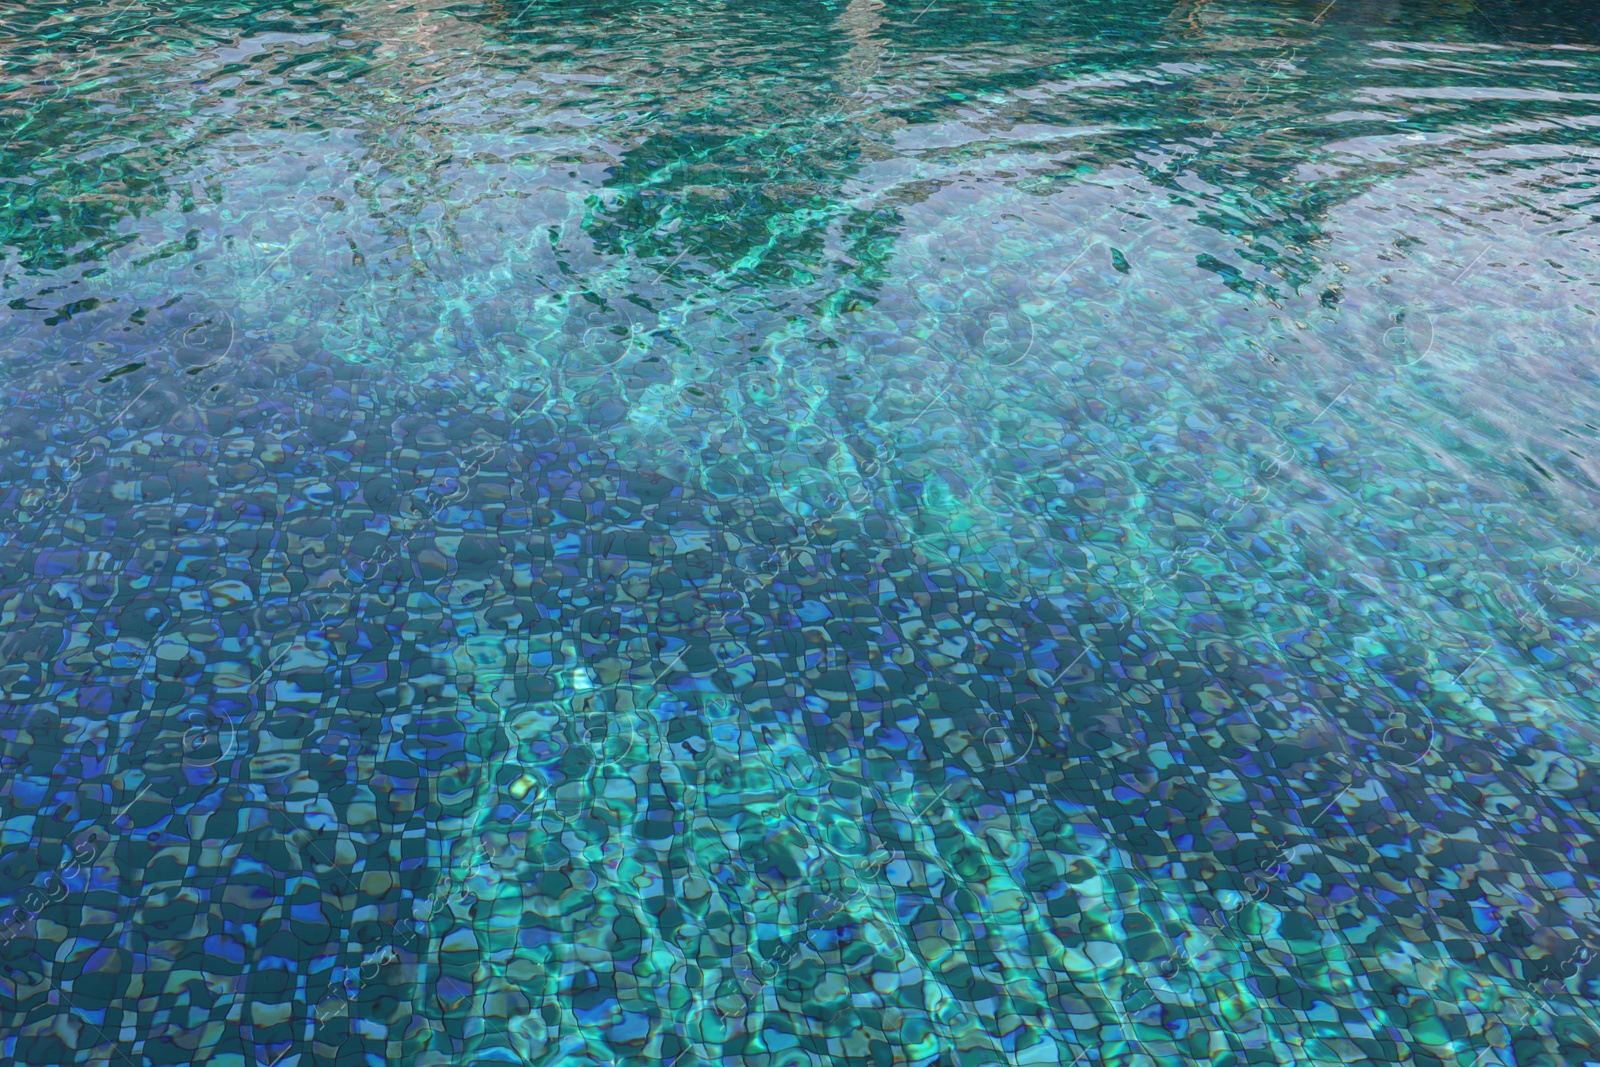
[2,1,1600,1065]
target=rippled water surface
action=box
[4,1,1600,1064]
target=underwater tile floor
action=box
[2,0,1600,1065]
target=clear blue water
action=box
[2,1,1600,1065]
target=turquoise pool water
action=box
[3,1,1600,1064]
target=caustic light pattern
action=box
[2,1,1600,1066]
